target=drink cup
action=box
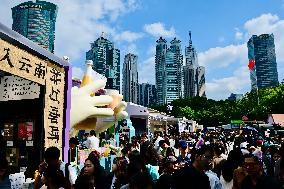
[105,89,123,110]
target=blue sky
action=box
[1,0,284,100]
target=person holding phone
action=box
[34,147,77,189]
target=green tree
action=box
[178,106,195,119]
[151,84,284,127]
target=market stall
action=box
[0,22,71,174]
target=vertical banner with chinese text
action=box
[44,64,65,154]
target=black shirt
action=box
[156,173,175,189]
[241,174,282,189]
[172,165,211,189]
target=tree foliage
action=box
[165,84,284,127]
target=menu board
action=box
[0,75,40,101]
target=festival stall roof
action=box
[125,102,149,118]
[148,108,168,119]
[268,114,284,127]
[148,108,179,122]
[126,105,180,122]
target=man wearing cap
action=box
[176,140,191,167]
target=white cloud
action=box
[235,31,243,40]
[0,1,18,26]
[203,13,284,100]
[113,31,143,43]
[147,45,156,56]
[235,33,243,41]
[72,67,84,80]
[0,0,140,62]
[54,0,140,61]
[243,13,284,63]
[198,44,247,69]
[119,43,139,61]
[244,13,279,35]
[206,66,251,100]
[201,13,284,74]
[234,28,244,41]
[143,22,176,38]
[138,56,155,84]
[126,43,139,55]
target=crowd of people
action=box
[1,126,284,189]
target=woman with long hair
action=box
[220,160,234,189]
[75,152,107,189]
[107,157,128,189]
[140,141,160,181]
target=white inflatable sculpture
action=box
[70,61,128,135]
[70,80,128,134]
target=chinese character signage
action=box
[0,39,46,85]
[0,38,66,155]
[44,65,65,151]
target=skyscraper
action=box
[155,37,167,105]
[228,93,243,101]
[155,37,183,105]
[123,53,138,103]
[165,38,183,104]
[183,64,196,97]
[196,66,206,97]
[183,32,198,98]
[247,34,278,90]
[138,83,156,107]
[183,32,206,98]
[12,0,58,53]
[86,36,120,90]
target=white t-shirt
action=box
[169,139,175,148]
[40,186,65,189]
[86,136,100,151]
[110,138,116,147]
[59,161,77,185]
[220,175,233,189]
[40,161,77,186]
[154,136,164,149]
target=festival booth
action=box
[0,22,71,176]
[125,102,148,136]
[178,118,197,133]
[268,114,284,128]
[148,108,178,135]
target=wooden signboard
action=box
[0,38,65,155]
